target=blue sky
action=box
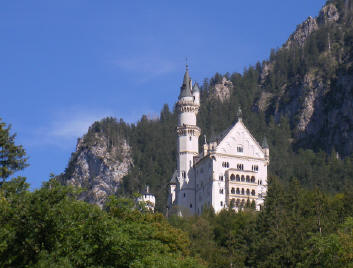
[1,0,326,189]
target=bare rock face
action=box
[317,3,340,25]
[296,72,325,134]
[284,4,339,50]
[284,16,319,49]
[209,77,233,102]
[60,133,133,207]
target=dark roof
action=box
[262,136,269,149]
[209,122,236,144]
[179,65,192,98]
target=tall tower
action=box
[175,65,201,214]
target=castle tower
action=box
[175,65,201,214]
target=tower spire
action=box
[179,63,192,98]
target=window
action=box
[252,165,259,172]
[222,162,229,168]
[237,164,244,170]
[251,190,256,196]
[246,189,250,195]
[230,174,235,181]
[241,188,244,195]
[189,136,192,141]
[219,175,224,181]
[241,175,245,182]
[182,171,186,178]
[237,146,243,152]
[236,175,240,181]
[236,188,240,194]
[251,176,255,183]
[219,188,224,194]
[190,203,192,208]
[236,199,240,207]
[183,193,186,198]
[220,201,223,206]
[246,176,250,182]
[231,188,235,194]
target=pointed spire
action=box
[179,64,193,98]
[237,106,242,122]
[262,136,269,149]
[192,82,200,93]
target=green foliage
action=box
[0,178,204,267]
[0,118,28,182]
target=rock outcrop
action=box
[59,131,133,207]
[209,77,233,102]
[255,0,353,155]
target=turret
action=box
[175,65,201,214]
[192,82,200,106]
[262,136,269,160]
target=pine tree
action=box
[0,119,28,183]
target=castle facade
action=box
[168,66,269,215]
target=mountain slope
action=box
[60,0,353,210]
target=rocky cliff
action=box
[256,0,353,155]
[59,119,133,207]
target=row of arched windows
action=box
[230,174,256,183]
[232,198,252,207]
[230,187,256,196]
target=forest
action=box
[2,0,353,266]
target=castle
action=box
[168,66,269,215]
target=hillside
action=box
[60,0,353,210]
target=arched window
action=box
[251,176,255,183]
[246,189,250,195]
[246,176,250,182]
[241,199,245,206]
[230,174,235,181]
[241,188,244,195]
[231,188,235,194]
[241,175,245,182]
[251,190,255,196]
[236,175,240,181]
[236,188,240,194]
[236,199,240,207]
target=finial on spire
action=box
[185,57,189,71]
[237,106,242,121]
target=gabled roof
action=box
[214,119,266,156]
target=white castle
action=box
[168,66,269,215]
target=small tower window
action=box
[182,171,186,178]
[219,188,224,194]
[220,201,223,206]
[237,146,243,153]
[219,175,224,181]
